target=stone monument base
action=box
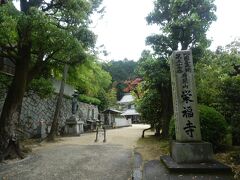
[171,141,213,163]
[65,115,84,136]
[161,155,232,173]
[160,141,232,174]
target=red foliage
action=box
[123,78,142,93]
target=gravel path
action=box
[0,124,149,180]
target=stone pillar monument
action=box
[65,91,84,136]
[170,50,201,141]
[169,50,213,163]
[160,50,232,176]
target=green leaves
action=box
[103,60,137,82]
[0,2,18,46]
[136,89,162,125]
[137,51,171,90]
[195,41,240,145]
[78,94,101,105]
[28,77,54,99]
[67,57,111,97]
[1,0,102,60]
[147,0,216,52]
[0,0,107,109]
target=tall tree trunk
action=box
[160,84,173,138]
[155,124,161,136]
[0,20,31,160]
[48,64,68,141]
[0,62,28,159]
[0,49,31,160]
[0,0,7,5]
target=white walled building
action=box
[118,93,141,123]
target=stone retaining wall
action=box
[0,94,98,138]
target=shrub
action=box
[169,104,228,151]
[218,76,240,145]
[78,94,101,105]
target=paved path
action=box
[0,124,149,180]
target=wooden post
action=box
[103,127,106,143]
[95,127,98,142]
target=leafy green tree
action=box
[67,58,111,97]
[27,77,54,99]
[106,87,117,108]
[137,0,216,137]
[136,88,162,135]
[67,58,112,111]
[195,50,223,106]
[147,0,216,53]
[195,50,240,105]
[95,87,117,111]
[96,90,108,111]
[195,41,240,145]
[219,76,240,145]
[0,0,102,158]
[114,82,127,101]
[136,50,172,136]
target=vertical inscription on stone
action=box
[170,50,201,142]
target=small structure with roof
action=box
[118,93,141,123]
[102,109,132,128]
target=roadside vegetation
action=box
[0,1,239,179]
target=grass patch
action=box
[20,138,43,154]
[135,131,240,179]
[135,135,170,161]
[215,147,240,180]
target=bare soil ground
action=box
[0,124,149,180]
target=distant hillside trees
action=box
[103,59,137,100]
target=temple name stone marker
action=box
[169,50,213,163]
[160,51,232,177]
[170,50,201,141]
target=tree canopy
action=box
[0,0,103,158]
[195,40,240,145]
[146,0,216,54]
[136,0,216,137]
[67,58,111,97]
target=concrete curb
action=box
[132,152,143,180]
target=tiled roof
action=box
[119,94,134,104]
[102,109,122,114]
[121,109,140,116]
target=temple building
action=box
[118,93,141,124]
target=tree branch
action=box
[41,0,63,12]
[0,0,7,5]
[230,64,240,76]
[27,54,45,84]
[27,49,61,84]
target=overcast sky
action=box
[91,0,240,61]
